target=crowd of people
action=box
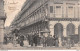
[4,33,60,47]
[27,34,59,47]
[4,33,75,48]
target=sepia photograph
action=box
[0,0,80,50]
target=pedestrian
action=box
[49,35,53,47]
[23,36,29,47]
[4,36,7,44]
[46,35,50,46]
[53,35,59,47]
[66,37,71,49]
[20,35,24,47]
[13,33,17,47]
[71,40,74,47]
[40,36,44,46]
[52,36,55,46]
[43,35,47,47]
[46,35,53,47]
[17,35,20,44]
[33,34,38,46]
[29,35,34,46]
[28,35,30,45]
[37,35,40,46]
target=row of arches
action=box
[54,23,80,38]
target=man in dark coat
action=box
[46,35,53,47]
[37,35,40,45]
[28,35,30,45]
[49,35,53,47]
[43,35,47,47]
[4,36,7,44]
[20,35,24,47]
[33,34,38,46]
[46,35,50,46]
[29,35,34,46]
[53,35,59,47]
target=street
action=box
[0,43,79,50]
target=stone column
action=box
[0,20,4,47]
[0,0,6,48]
[75,25,78,35]
[49,21,58,36]
[63,25,67,37]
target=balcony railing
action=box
[47,14,80,21]
[48,13,79,18]
[14,12,80,29]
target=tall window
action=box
[50,6,53,13]
[55,6,62,18]
[68,6,74,18]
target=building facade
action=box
[11,0,80,46]
[0,0,6,44]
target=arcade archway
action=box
[54,23,63,38]
[67,23,75,36]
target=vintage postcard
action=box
[0,0,80,50]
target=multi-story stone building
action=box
[11,0,80,46]
[0,0,6,44]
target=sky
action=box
[4,0,26,27]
